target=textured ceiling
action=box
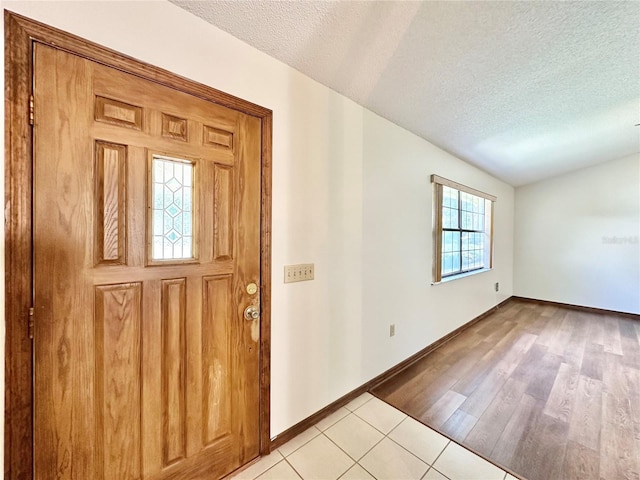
[171,0,640,186]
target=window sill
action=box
[431,267,492,285]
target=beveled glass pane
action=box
[163,162,173,183]
[184,188,192,212]
[163,212,173,234]
[153,210,163,236]
[174,188,183,209]
[153,186,163,209]
[163,238,173,258]
[153,236,163,258]
[151,155,194,260]
[173,241,183,259]
[153,161,162,181]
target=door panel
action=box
[33,43,261,480]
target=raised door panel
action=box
[161,279,188,466]
[202,275,233,445]
[95,141,127,265]
[95,283,143,480]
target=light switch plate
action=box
[284,263,314,283]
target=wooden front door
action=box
[33,42,262,479]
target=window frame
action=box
[432,175,496,283]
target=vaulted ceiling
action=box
[171,1,640,186]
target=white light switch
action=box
[284,263,314,283]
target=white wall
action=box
[514,154,640,314]
[1,1,514,465]
[362,111,514,377]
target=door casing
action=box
[4,11,272,479]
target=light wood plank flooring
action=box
[372,298,640,480]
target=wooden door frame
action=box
[4,11,272,478]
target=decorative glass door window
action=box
[151,155,194,260]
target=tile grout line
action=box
[384,433,435,471]
[249,457,287,480]
[351,405,406,437]
[343,394,375,413]
[424,439,451,479]
[315,407,351,432]
[241,450,284,480]
[283,457,304,480]
[276,426,321,459]
[420,466,452,480]
[321,426,359,457]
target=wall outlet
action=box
[495,282,500,292]
[389,324,396,337]
[284,263,314,283]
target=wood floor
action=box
[372,299,640,480]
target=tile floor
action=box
[232,393,520,480]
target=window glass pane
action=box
[442,252,451,275]
[451,231,460,250]
[460,192,472,212]
[151,155,194,260]
[442,232,450,253]
[443,186,458,208]
[451,251,461,272]
[443,207,458,229]
[462,252,469,271]
[461,211,472,229]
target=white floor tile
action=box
[339,463,376,480]
[423,467,450,479]
[255,460,302,480]
[505,475,518,480]
[231,451,284,479]
[277,427,321,457]
[325,413,384,460]
[345,392,374,411]
[432,441,505,480]
[388,417,450,465]
[359,437,428,480]
[315,407,350,431]
[353,396,407,434]
[287,434,354,480]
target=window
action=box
[432,175,496,283]
[150,154,194,261]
